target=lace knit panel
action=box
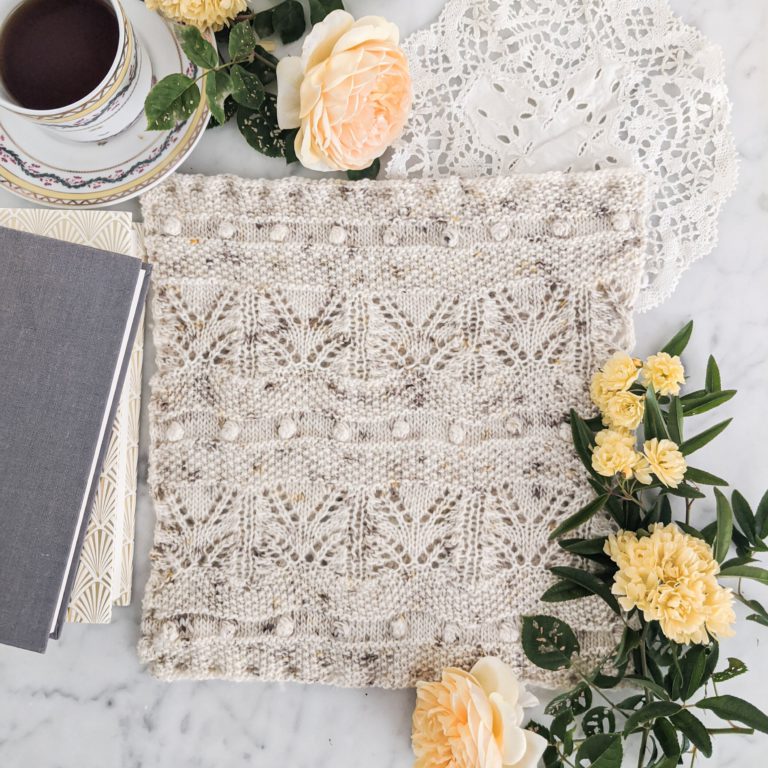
[385,0,738,312]
[139,172,647,688]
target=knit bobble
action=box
[443,228,459,247]
[391,419,410,439]
[275,616,294,637]
[333,422,352,442]
[449,423,465,445]
[550,218,572,237]
[218,221,236,239]
[163,217,182,236]
[559,423,572,442]
[442,623,460,643]
[219,621,237,639]
[383,228,399,246]
[498,621,520,643]
[270,223,289,242]
[329,225,347,245]
[505,417,522,436]
[390,616,408,639]
[220,421,240,442]
[332,620,350,639]
[611,212,631,232]
[166,421,184,442]
[278,418,297,440]
[490,223,509,241]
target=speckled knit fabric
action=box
[139,171,647,688]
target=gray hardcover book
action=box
[0,225,150,653]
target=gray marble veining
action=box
[1,0,767,765]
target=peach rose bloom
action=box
[412,657,547,768]
[276,10,412,172]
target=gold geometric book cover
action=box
[0,209,142,623]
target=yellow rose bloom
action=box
[591,429,637,479]
[632,453,653,485]
[412,658,547,768]
[146,0,246,31]
[604,524,735,645]
[589,370,612,412]
[601,352,641,392]
[643,438,687,488]
[641,352,686,396]
[603,390,645,430]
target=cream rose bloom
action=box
[592,429,639,479]
[643,438,687,488]
[605,524,735,644]
[412,657,547,768]
[601,353,641,392]
[146,0,246,30]
[641,352,686,396]
[276,11,412,172]
[603,390,645,430]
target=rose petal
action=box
[301,9,355,71]
[489,692,527,765]
[332,17,400,56]
[275,56,304,129]
[470,657,522,710]
[506,730,548,768]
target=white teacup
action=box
[0,0,152,141]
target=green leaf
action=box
[712,657,748,683]
[559,537,609,556]
[670,710,712,757]
[756,490,768,540]
[283,128,299,164]
[204,70,231,126]
[666,484,706,500]
[575,734,622,768]
[678,418,732,456]
[252,9,275,38]
[680,645,709,700]
[347,158,381,180]
[541,580,592,603]
[549,566,620,614]
[236,94,289,158]
[714,487,733,563]
[705,355,722,392]
[732,490,757,543]
[521,615,579,671]
[177,25,219,70]
[144,74,200,130]
[230,64,265,109]
[684,467,728,486]
[245,46,279,85]
[660,321,693,357]
[652,718,679,758]
[696,695,768,733]
[748,613,768,627]
[582,707,615,738]
[719,564,768,585]
[548,495,608,541]
[644,386,669,440]
[569,410,599,479]
[667,396,684,444]
[623,675,671,701]
[229,20,256,61]
[206,95,237,129]
[681,389,736,416]
[309,0,345,25]
[623,702,682,735]
[545,683,592,717]
[273,0,306,44]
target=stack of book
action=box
[0,210,149,652]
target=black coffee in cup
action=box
[0,0,119,111]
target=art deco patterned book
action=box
[0,226,149,652]
[139,172,646,688]
[0,209,144,624]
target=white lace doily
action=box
[385,0,739,311]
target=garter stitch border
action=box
[139,171,647,688]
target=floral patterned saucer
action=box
[0,0,209,208]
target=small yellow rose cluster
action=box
[589,352,687,487]
[412,657,546,768]
[605,523,736,644]
[146,0,246,31]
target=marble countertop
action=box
[1,1,766,766]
